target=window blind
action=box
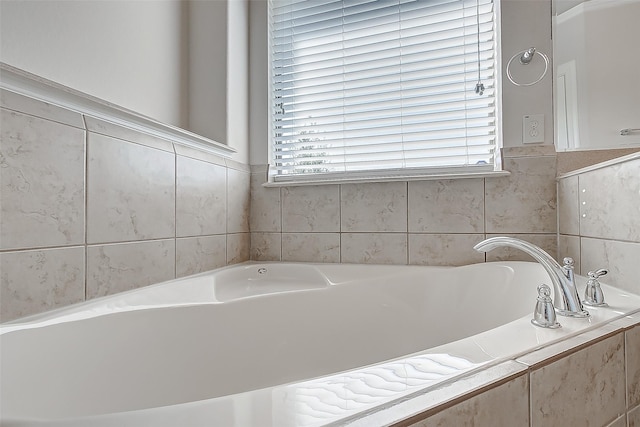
[269,0,499,182]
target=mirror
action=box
[553,0,640,151]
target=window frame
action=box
[266,0,504,186]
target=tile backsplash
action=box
[250,146,559,266]
[558,154,640,295]
[0,90,250,322]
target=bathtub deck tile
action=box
[529,332,626,427]
[627,324,640,409]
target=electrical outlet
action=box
[523,114,545,144]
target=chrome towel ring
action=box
[506,47,550,87]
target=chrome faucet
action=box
[474,237,589,318]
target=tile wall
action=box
[349,314,640,427]
[250,146,559,266]
[0,90,250,322]
[557,154,640,295]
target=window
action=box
[269,0,500,184]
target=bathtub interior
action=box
[2,261,639,425]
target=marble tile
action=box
[227,233,250,265]
[84,116,174,153]
[250,232,281,261]
[227,168,250,233]
[408,179,484,233]
[341,233,407,265]
[630,405,640,427]
[606,414,626,427]
[176,235,227,278]
[558,175,580,235]
[1,109,85,250]
[174,143,226,167]
[281,233,340,263]
[627,324,640,408]
[558,234,581,273]
[408,234,485,266]
[410,374,529,427]
[282,185,340,232]
[0,247,85,322]
[579,158,640,242]
[529,332,625,427]
[485,233,557,262]
[580,237,640,295]
[86,240,175,299]
[249,172,281,232]
[87,133,175,244]
[503,145,556,158]
[485,156,557,233]
[0,90,85,128]
[341,182,407,232]
[176,155,227,237]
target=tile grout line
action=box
[83,115,89,302]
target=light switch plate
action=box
[523,114,545,144]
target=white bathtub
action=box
[1,261,639,426]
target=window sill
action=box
[262,170,510,187]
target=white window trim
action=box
[267,0,504,186]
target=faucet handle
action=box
[531,284,561,329]
[588,268,608,279]
[584,268,608,307]
[562,257,575,269]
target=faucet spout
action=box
[474,237,589,318]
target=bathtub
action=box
[1,261,639,427]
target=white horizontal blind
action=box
[270,0,498,182]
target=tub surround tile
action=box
[0,247,85,322]
[627,325,640,408]
[282,185,340,232]
[529,332,625,427]
[408,179,484,233]
[485,156,557,233]
[250,172,281,232]
[558,234,581,273]
[580,237,640,295]
[281,233,340,263]
[408,373,529,427]
[606,415,627,427]
[87,133,175,244]
[226,168,250,234]
[176,235,227,278]
[558,175,579,235]
[408,234,485,266]
[84,116,174,153]
[227,233,250,265]
[630,405,640,427]
[1,108,85,250]
[176,155,227,237]
[340,233,407,265]
[87,240,175,299]
[341,182,407,232]
[579,159,640,243]
[484,233,557,262]
[173,143,226,167]
[250,232,282,261]
[0,90,85,129]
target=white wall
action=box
[0,0,188,128]
[0,0,250,164]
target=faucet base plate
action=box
[557,308,590,318]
